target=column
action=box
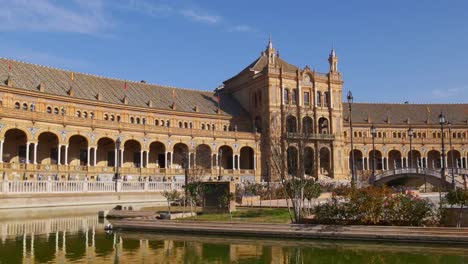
[87,147,91,166]
[146,150,149,168]
[165,151,168,168]
[188,152,191,169]
[93,147,97,166]
[25,142,31,164]
[114,148,118,168]
[65,145,69,165]
[33,143,38,164]
[236,155,240,170]
[170,152,173,168]
[140,150,143,168]
[193,153,196,168]
[232,155,235,170]
[253,153,256,169]
[0,140,3,163]
[58,145,62,165]
[385,157,389,170]
[381,157,385,170]
[120,149,124,167]
[213,153,217,169]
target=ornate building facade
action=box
[0,40,467,184]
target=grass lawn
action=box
[179,207,292,224]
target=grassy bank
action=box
[179,207,291,223]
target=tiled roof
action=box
[0,58,246,117]
[345,103,468,125]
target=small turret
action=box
[328,47,339,72]
[265,36,277,65]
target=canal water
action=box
[0,212,466,263]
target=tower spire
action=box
[267,34,273,50]
[328,45,338,72]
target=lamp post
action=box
[448,122,455,189]
[439,113,447,189]
[371,125,376,184]
[408,128,414,170]
[115,138,121,180]
[347,91,356,186]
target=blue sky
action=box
[0,0,467,103]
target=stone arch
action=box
[408,149,422,168]
[287,146,298,176]
[3,128,28,163]
[239,146,254,170]
[65,133,92,147]
[350,149,363,170]
[369,149,383,170]
[173,143,189,169]
[302,116,314,134]
[318,117,329,134]
[304,146,315,176]
[286,115,297,133]
[195,144,212,169]
[37,132,59,165]
[68,135,88,166]
[218,145,233,169]
[319,147,331,176]
[447,149,461,169]
[123,139,141,168]
[0,126,31,140]
[388,149,402,170]
[148,141,166,168]
[96,137,115,167]
[427,150,441,169]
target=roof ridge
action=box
[0,57,215,94]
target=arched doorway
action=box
[369,150,383,170]
[318,118,329,134]
[427,150,441,169]
[96,138,115,167]
[302,116,313,134]
[388,150,402,170]
[408,149,422,168]
[195,144,212,169]
[37,132,59,165]
[319,147,331,176]
[350,149,363,170]
[173,143,188,169]
[148,141,165,168]
[304,147,314,176]
[123,140,141,168]
[68,135,88,166]
[218,145,233,169]
[447,150,461,169]
[286,115,297,133]
[3,129,28,163]
[287,146,298,176]
[239,146,254,170]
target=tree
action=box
[162,189,181,216]
[445,188,468,228]
[303,179,322,214]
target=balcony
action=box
[286,133,335,140]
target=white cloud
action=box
[180,9,221,24]
[0,0,112,35]
[228,25,256,33]
[115,0,173,16]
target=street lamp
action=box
[347,90,356,186]
[408,127,414,170]
[448,122,455,189]
[371,125,377,184]
[115,138,121,180]
[439,113,447,189]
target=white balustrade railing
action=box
[0,180,183,194]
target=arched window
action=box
[184,122,188,128]
[284,89,290,104]
[303,92,310,106]
[90,112,94,119]
[117,115,121,122]
[104,114,109,120]
[142,118,146,124]
[130,117,135,123]
[14,102,20,109]
[166,120,170,127]
[324,92,329,107]
[155,119,159,126]
[292,89,297,104]
[30,103,36,111]
[179,121,183,128]
[286,115,297,133]
[212,124,215,130]
[76,110,81,117]
[83,111,88,118]
[201,123,206,130]
[161,120,165,127]
[53,107,59,114]
[47,106,52,114]
[223,125,227,131]
[136,117,140,124]
[22,103,28,110]
[110,115,115,121]
[61,107,66,115]
[318,117,329,134]
[316,92,322,106]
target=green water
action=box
[0,213,466,263]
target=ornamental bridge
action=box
[371,168,467,188]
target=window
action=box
[155,119,159,126]
[292,89,297,104]
[53,107,59,115]
[61,108,66,115]
[284,89,290,104]
[142,118,146,125]
[76,110,81,117]
[179,121,183,128]
[22,103,28,111]
[201,124,206,130]
[14,102,20,109]
[223,125,227,131]
[47,106,52,114]
[316,92,321,106]
[136,117,140,124]
[110,115,115,121]
[324,92,329,107]
[212,124,215,130]
[104,114,109,121]
[130,117,134,124]
[83,111,88,118]
[90,112,94,119]
[304,92,310,106]
[184,122,188,128]
[117,115,121,122]
[30,103,35,111]
[166,120,170,127]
